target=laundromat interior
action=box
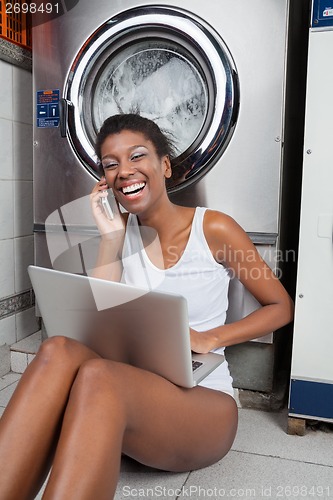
[0,0,333,434]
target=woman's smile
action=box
[118,180,147,201]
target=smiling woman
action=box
[91,114,293,396]
[0,113,293,500]
[93,115,174,219]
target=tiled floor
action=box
[1,372,333,500]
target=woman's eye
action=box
[131,153,145,161]
[103,162,118,170]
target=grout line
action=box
[175,472,192,500]
[230,449,333,469]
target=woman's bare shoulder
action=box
[203,209,253,262]
[203,209,244,236]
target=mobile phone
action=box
[101,192,114,220]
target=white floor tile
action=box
[0,372,21,391]
[233,408,333,467]
[11,351,28,373]
[0,380,19,408]
[186,451,333,500]
[115,457,189,500]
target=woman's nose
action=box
[118,160,136,178]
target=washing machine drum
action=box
[64,6,239,193]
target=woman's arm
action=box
[90,178,126,282]
[190,210,294,354]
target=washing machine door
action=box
[63,6,239,193]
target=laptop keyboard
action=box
[192,360,203,372]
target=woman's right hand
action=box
[90,177,125,240]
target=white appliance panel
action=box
[291,30,333,383]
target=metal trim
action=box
[64,5,239,192]
[34,223,99,236]
[245,233,277,245]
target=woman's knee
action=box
[36,336,73,362]
[35,336,95,368]
[76,360,141,401]
[70,359,127,408]
[73,359,117,391]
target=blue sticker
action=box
[312,0,333,27]
[36,90,60,128]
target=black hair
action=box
[95,113,176,162]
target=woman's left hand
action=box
[190,328,219,354]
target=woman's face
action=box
[100,130,171,215]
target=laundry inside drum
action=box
[92,41,209,157]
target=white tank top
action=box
[122,206,234,396]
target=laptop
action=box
[28,265,224,388]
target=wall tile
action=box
[0,118,13,180]
[0,60,13,120]
[0,239,15,298]
[14,235,34,293]
[0,345,10,377]
[0,315,16,346]
[14,180,33,238]
[0,181,14,239]
[12,66,32,125]
[15,307,39,342]
[13,122,33,180]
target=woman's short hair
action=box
[95,113,175,161]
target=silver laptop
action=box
[28,265,224,388]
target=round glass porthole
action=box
[65,6,239,192]
[92,40,208,157]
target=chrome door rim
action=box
[65,5,239,192]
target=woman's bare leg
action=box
[0,336,99,500]
[43,359,238,500]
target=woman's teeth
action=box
[122,182,146,195]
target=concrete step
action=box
[10,331,42,374]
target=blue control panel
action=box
[36,90,60,128]
[312,0,333,28]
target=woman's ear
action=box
[163,156,172,179]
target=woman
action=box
[0,114,293,499]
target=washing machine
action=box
[32,0,307,394]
